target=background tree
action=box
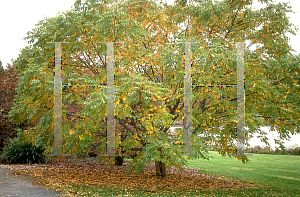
[0,60,4,72]
[0,63,30,150]
[9,0,300,177]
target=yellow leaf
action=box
[175,141,182,145]
[69,129,75,135]
[151,95,156,101]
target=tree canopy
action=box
[9,0,300,176]
[0,63,23,150]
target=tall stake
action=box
[184,42,192,155]
[107,42,115,156]
[237,42,245,156]
[54,42,62,156]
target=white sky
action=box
[248,127,299,149]
[0,0,75,68]
[0,0,299,67]
[0,0,299,148]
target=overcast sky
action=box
[0,0,299,148]
[0,0,75,68]
[0,0,299,68]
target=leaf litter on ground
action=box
[0,157,257,195]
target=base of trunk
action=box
[155,160,166,177]
[115,156,124,166]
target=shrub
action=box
[245,145,267,154]
[0,138,46,164]
[245,145,300,155]
[287,147,300,155]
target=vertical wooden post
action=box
[54,42,62,156]
[184,42,192,156]
[237,42,245,156]
[106,42,115,156]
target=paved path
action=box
[0,167,60,197]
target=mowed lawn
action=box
[53,151,300,196]
[185,151,300,196]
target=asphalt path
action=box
[0,167,60,197]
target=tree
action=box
[9,0,300,177]
[0,60,4,72]
[0,64,22,150]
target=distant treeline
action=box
[208,145,300,155]
[244,145,300,155]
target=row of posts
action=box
[48,41,245,157]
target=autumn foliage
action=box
[8,0,300,177]
[0,65,20,150]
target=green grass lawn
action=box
[57,151,300,196]
[185,151,300,196]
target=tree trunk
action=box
[115,155,124,166]
[155,160,166,177]
[115,150,125,166]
